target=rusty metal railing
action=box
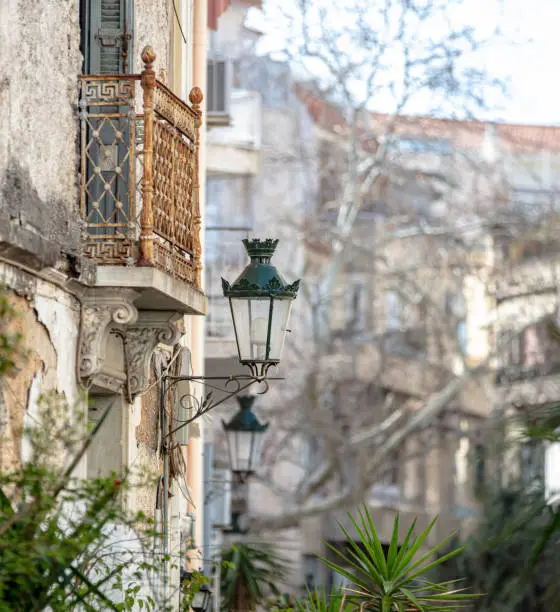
[79,46,203,288]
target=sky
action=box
[247,0,560,126]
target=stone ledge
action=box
[495,372,560,408]
[94,266,207,315]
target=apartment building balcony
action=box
[207,89,262,176]
[494,255,560,302]
[78,48,205,314]
[495,362,560,408]
[76,47,206,396]
[319,338,449,399]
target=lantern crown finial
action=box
[243,238,279,264]
[237,395,257,411]
[222,238,300,299]
[223,396,269,432]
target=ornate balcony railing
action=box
[79,46,203,288]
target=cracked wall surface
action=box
[0,264,81,473]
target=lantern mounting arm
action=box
[161,373,283,440]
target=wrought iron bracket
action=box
[162,373,282,440]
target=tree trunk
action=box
[233,579,256,612]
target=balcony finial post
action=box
[139,46,157,267]
[189,86,204,288]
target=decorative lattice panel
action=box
[79,76,139,265]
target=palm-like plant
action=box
[296,586,353,611]
[220,542,290,611]
[320,506,479,611]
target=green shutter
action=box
[84,0,134,74]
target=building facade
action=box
[0,0,224,607]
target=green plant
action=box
[439,486,560,611]
[0,290,22,376]
[0,287,168,611]
[181,570,210,611]
[220,542,290,611]
[269,591,297,610]
[0,395,161,611]
[437,403,560,611]
[320,506,479,611]
[295,586,352,611]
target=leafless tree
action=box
[229,0,560,533]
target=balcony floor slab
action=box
[94,266,206,315]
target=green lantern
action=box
[222,238,299,377]
[222,395,269,480]
[191,582,212,612]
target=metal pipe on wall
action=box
[188,0,208,571]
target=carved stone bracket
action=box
[79,289,140,389]
[121,311,183,398]
[78,287,183,396]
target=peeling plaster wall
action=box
[0,263,82,474]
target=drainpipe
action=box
[188,0,208,571]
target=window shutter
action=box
[207,59,231,114]
[84,0,134,74]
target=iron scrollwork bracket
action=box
[163,374,282,440]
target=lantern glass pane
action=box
[191,589,209,611]
[268,298,293,361]
[230,297,271,362]
[251,430,265,471]
[229,430,254,474]
[230,297,250,361]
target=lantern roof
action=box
[221,238,300,298]
[222,395,269,433]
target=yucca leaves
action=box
[317,506,480,610]
[296,586,352,611]
[220,542,290,611]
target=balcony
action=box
[75,47,205,397]
[207,89,262,176]
[78,47,204,312]
[494,255,560,302]
[495,363,560,409]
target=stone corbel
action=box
[120,312,183,398]
[79,289,140,391]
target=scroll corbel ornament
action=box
[121,312,183,398]
[79,290,139,387]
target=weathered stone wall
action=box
[0,0,84,268]
[0,263,81,473]
[134,0,171,74]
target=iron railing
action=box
[79,46,203,288]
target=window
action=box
[474,443,485,492]
[393,137,452,156]
[497,322,555,371]
[456,321,468,356]
[303,555,321,590]
[385,449,399,486]
[207,58,231,115]
[385,291,401,331]
[445,292,466,319]
[80,0,134,74]
[510,188,560,222]
[521,444,545,489]
[545,434,560,505]
[345,281,366,331]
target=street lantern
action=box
[191,581,212,612]
[222,395,269,481]
[222,238,300,377]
